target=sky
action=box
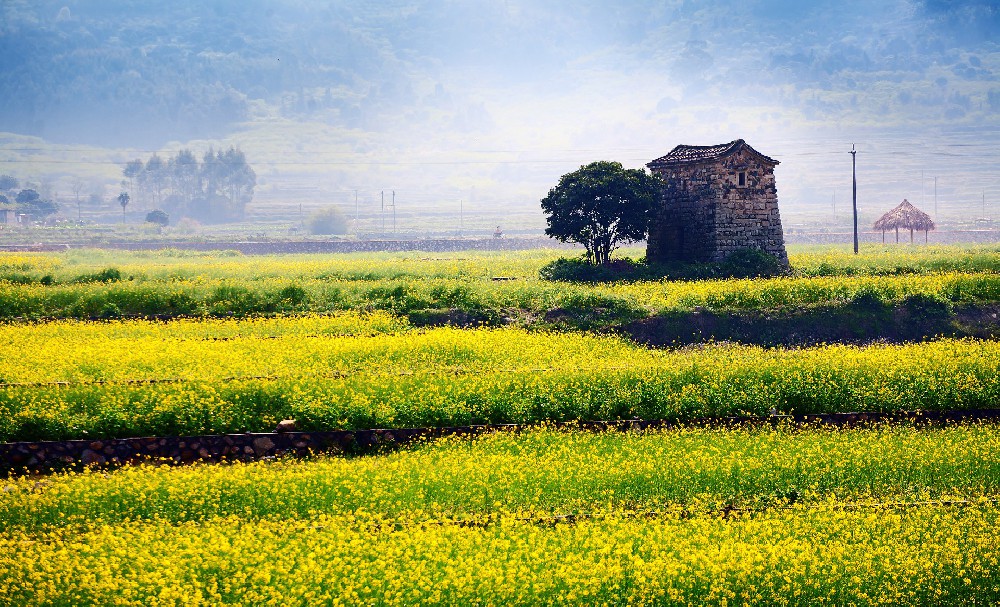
[1,0,999,231]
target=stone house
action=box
[645,139,788,265]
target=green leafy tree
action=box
[306,206,348,235]
[169,149,200,215]
[15,188,59,219]
[123,160,143,201]
[123,148,256,224]
[145,209,169,226]
[117,191,130,223]
[0,174,18,194]
[141,154,167,208]
[217,147,256,221]
[14,189,37,204]
[540,161,662,265]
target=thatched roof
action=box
[873,199,935,231]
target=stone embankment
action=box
[4,409,999,476]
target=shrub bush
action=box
[539,257,651,282]
[145,209,169,226]
[73,267,122,284]
[539,249,786,283]
[903,292,954,318]
[306,207,349,235]
[718,249,786,279]
[849,286,888,312]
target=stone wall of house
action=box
[715,148,788,264]
[647,149,788,265]
[647,176,717,262]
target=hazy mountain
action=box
[1,0,998,226]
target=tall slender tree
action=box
[117,191,130,223]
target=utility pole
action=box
[851,144,858,255]
[354,189,358,224]
[832,190,836,218]
[392,190,396,235]
[459,199,463,237]
[381,190,385,236]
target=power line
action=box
[2,142,1000,166]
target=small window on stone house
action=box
[738,171,747,187]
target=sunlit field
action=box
[2,425,999,605]
[2,315,1000,441]
[3,244,1000,321]
[4,243,1000,605]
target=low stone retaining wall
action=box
[4,408,999,476]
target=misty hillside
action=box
[3,0,997,148]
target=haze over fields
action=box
[1,0,999,232]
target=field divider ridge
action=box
[4,408,1000,477]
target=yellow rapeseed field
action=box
[3,246,1000,604]
[2,426,999,605]
[2,316,999,440]
[4,244,1000,320]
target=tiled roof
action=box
[647,139,778,169]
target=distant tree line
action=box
[123,148,256,223]
[0,175,59,220]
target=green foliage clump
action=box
[903,292,954,318]
[306,206,349,235]
[718,248,786,279]
[145,209,169,226]
[849,285,888,312]
[125,148,255,223]
[0,273,35,285]
[98,303,122,319]
[539,249,786,283]
[539,256,649,282]
[13,188,59,219]
[541,161,661,265]
[72,267,122,284]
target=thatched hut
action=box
[873,199,935,243]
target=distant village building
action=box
[0,207,15,225]
[645,139,788,265]
[873,199,935,243]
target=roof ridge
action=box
[648,139,777,167]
